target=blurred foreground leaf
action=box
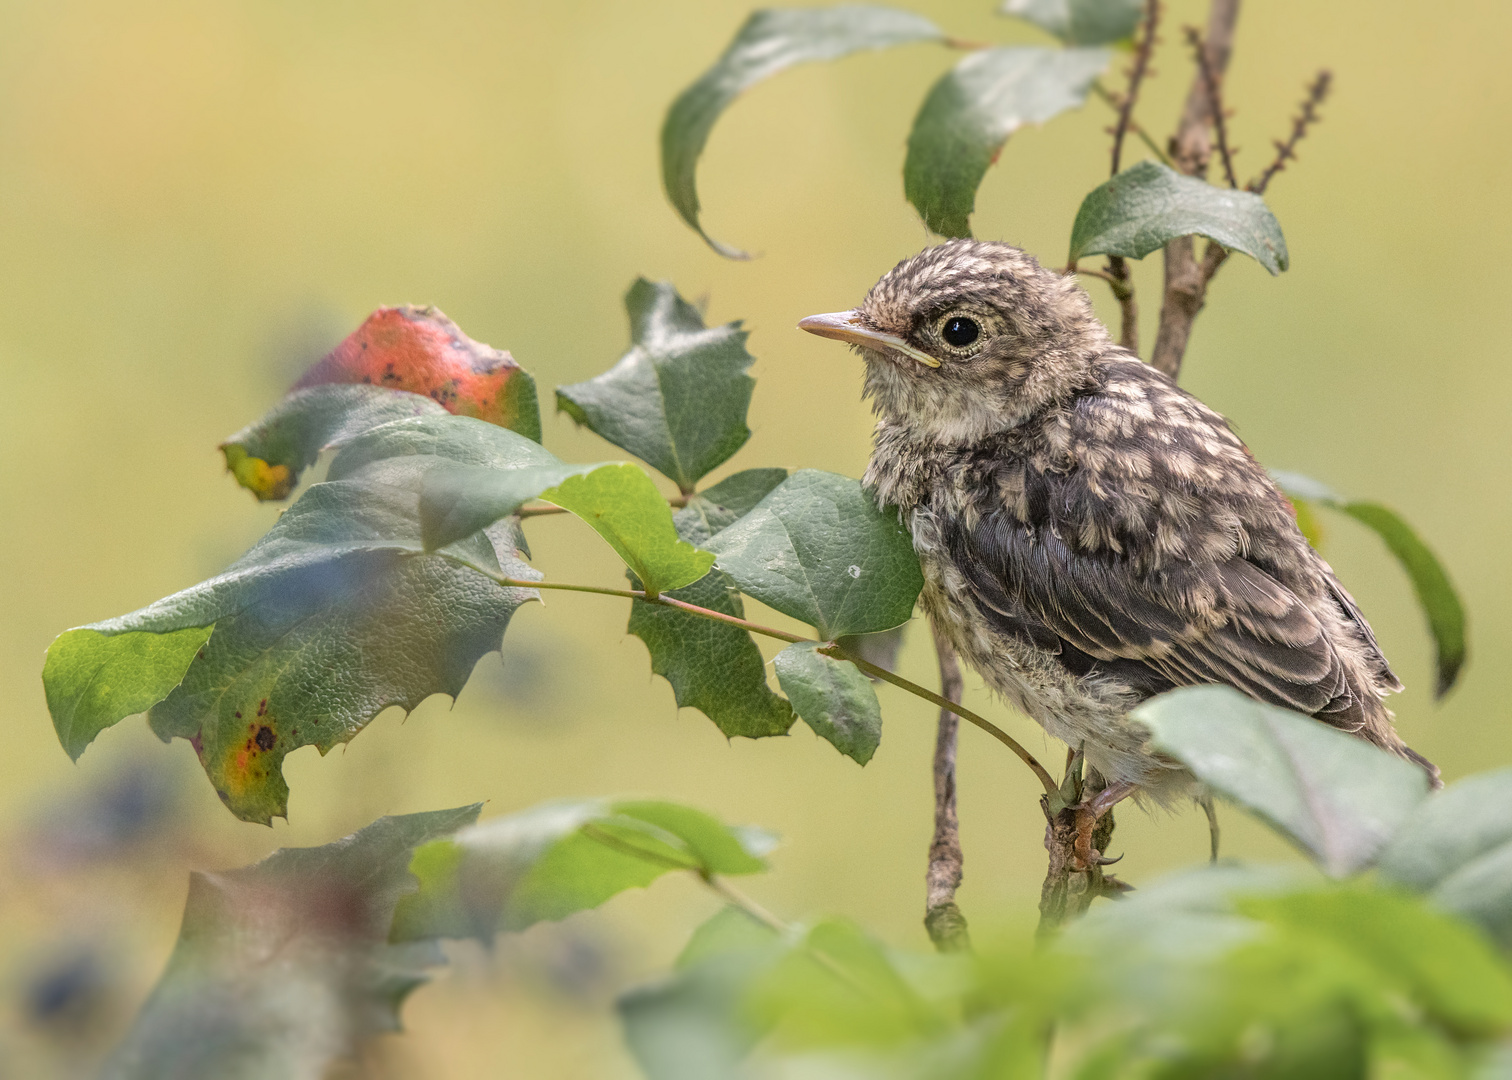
[999,0,1144,44]
[1137,686,1430,876]
[557,280,758,492]
[1380,768,1512,947]
[773,643,881,764]
[102,805,480,1080]
[46,420,548,823]
[1069,160,1289,273]
[905,46,1108,237]
[392,800,773,942]
[705,470,923,638]
[1273,469,1466,696]
[662,6,944,257]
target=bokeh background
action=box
[1,0,1508,1074]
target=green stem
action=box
[446,555,1056,795]
[702,874,789,934]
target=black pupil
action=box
[942,317,979,348]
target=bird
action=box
[799,239,1436,860]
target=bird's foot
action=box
[1069,781,1137,871]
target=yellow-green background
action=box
[1,0,1507,1074]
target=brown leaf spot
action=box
[255,725,276,752]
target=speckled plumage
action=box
[817,239,1433,800]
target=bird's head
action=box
[799,239,1112,443]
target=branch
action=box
[1150,0,1242,381]
[1184,26,1237,188]
[1109,0,1162,177]
[924,627,969,952]
[1248,70,1332,194]
[1091,82,1172,168]
[442,553,1060,794]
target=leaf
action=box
[773,643,882,764]
[422,461,715,598]
[44,625,215,761]
[45,423,545,823]
[391,799,772,942]
[628,569,796,739]
[627,468,795,740]
[220,385,446,501]
[1378,769,1512,947]
[661,5,945,258]
[556,280,757,493]
[904,46,1109,238]
[704,470,923,639]
[835,624,907,679]
[620,907,784,1080]
[674,468,790,546]
[220,306,541,501]
[1272,470,1467,697]
[292,305,540,437]
[999,0,1144,44]
[101,805,480,1080]
[1068,160,1290,274]
[1135,685,1431,876]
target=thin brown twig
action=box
[924,627,969,952]
[1184,26,1238,188]
[1150,0,1241,380]
[1248,69,1332,194]
[1110,0,1162,177]
[1091,82,1173,169]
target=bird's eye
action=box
[941,316,980,348]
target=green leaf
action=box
[905,46,1109,238]
[661,6,944,258]
[999,0,1144,44]
[1272,470,1467,697]
[101,805,480,1080]
[46,429,543,823]
[220,385,446,500]
[620,907,783,1080]
[44,625,214,761]
[1068,160,1290,274]
[422,461,715,598]
[773,643,882,764]
[1378,769,1512,947]
[704,470,923,639]
[628,569,795,739]
[1136,686,1431,876]
[674,468,790,545]
[391,799,772,942]
[556,279,757,493]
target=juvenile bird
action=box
[799,240,1435,847]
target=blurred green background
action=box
[0,0,1508,1074]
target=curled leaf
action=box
[1069,160,1289,274]
[999,0,1144,45]
[905,46,1109,238]
[662,5,944,257]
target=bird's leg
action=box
[1070,780,1137,871]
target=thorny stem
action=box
[1091,82,1173,168]
[1150,0,1241,380]
[1185,26,1238,188]
[1248,70,1332,194]
[924,628,970,952]
[1109,0,1162,177]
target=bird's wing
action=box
[948,510,1363,723]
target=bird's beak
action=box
[797,309,941,369]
